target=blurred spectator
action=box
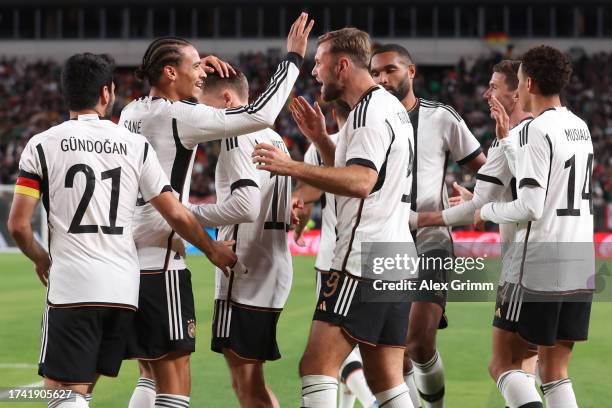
[1,51,610,230]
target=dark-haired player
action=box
[369,44,485,408]
[186,69,291,408]
[476,45,594,408]
[7,53,236,408]
[122,14,312,408]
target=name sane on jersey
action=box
[60,137,128,156]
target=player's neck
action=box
[149,86,180,102]
[69,108,103,119]
[401,93,418,112]
[342,71,377,108]
[530,95,562,118]
[508,105,532,128]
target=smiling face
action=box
[483,72,516,117]
[312,42,343,102]
[370,51,414,102]
[172,45,206,100]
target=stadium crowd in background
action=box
[1,50,611,230]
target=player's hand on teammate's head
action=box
[449,181,473,207]
[34,256,50,287]
[290,96,327,142]
[490,96,510,139]
[286,12,314,58]
[252,143,295,176]
[201,55,236,79]
[208,240,238,275]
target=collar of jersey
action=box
[73,114,102,121]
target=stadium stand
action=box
[0,51,610,230]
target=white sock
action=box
[48,394,88,407]
[404,369,422,407]
[340,350,376,408]
[541,378,578,408]
[155,394,189,408]
[412,351,445,407]
[496,370,542,408]
[374,383,414,408]
[129,377,156,408]
[84,394,92,403]
[301,375,338,408]
[338,382,357,408]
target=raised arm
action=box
[171,13,314,148]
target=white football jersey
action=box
[332,86,414,279]
[475,119,532,245]
[303,133,340,272]
[502,107,595,292]
[214,129,292,309]
[409,99,482,254]
[119,56,300,272]
[17,115,170,308]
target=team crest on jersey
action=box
[187,319,196,339]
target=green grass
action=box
[1,253,611,407]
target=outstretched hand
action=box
[490,96,510,140]
[290,96,328,143]
[252,143,296,176]
[286,13,315,58]
[448,181,473,207]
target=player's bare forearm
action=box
[151,192,214,254]
[293,181,323,205]
[464,152,487,173]
[312,136,336,167]
[253,143,376,198]
[7,194,48,264]
[418,211,445,227]
[288,162,376,198]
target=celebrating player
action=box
[122,13,312,408]
[186,70,292,407]
[253,28,415,408]
[476,45,595,408]
[369,44,485,408]
[7,53,236,408]
[293,100,377,408]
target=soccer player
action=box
[184,70,291,407]
[7,53,236,408]
[475,45,594,408]
[294,100,377,408]
[417,60,538,377]
[418,59,532,250]
[369,44,485,408]
[122,13,313,408]
[253,28,415,408]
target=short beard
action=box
[386,79,410,101]
[322,81,343,102]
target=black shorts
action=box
[313,270,410,347]
[38,306,134,383]
[492,282,593,347]
[126,269,196,359]
[410,249,450,329]
[211,299,281,361]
